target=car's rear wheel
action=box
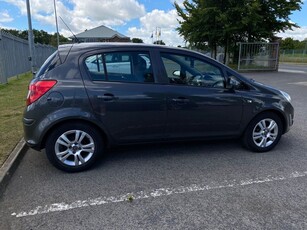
[243,112,283,152]
[45,123,103,172]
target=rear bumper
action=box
[23,117,43,150]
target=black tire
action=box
[45,122,104,172]
[243,112,283,152]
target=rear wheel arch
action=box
[41,118,109,150]
[44,120,110,172]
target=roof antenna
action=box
[59,16,80,43]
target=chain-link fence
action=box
[0,30,56,84]
[279,50,307,63]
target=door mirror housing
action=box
[173,70,180,77]
[226,76,242,90]
[226,76,249,91]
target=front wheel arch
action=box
[243,109,287,135]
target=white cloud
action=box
[3,0,184,45]
[170,0,185,8]
[3,0,146,36]
[72,0,145,22]
[277,26,307,41]
[127,9,185,46]
[0,10,14,23]
[140,9,179,30]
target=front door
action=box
[159,52,243,138]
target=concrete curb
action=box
[0,138,28,197]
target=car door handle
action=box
[97,93,118,102]
[243,98,253,104]
[171,97,190,103]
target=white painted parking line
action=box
[279,69,306,74]
[11,171,307,218]
[288,82,307,86]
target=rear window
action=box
[84,51,154,83]
[35,51,61,78]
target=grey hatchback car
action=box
[23,43,294,172]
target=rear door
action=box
[81,49,167,143]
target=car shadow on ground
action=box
[95,138,245,167]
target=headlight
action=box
[280,90,291,102]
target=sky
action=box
[0,0,306,46]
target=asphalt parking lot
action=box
[1,67,307,229]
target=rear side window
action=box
[84,51,154,83]
[35,51,61,78]
[85,55,106,81]
[104,53,132,76]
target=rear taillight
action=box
[26,80,57,106]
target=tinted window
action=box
[36,51,60,78]
[104,53,132,76]
[85,55,106,80]
[161,53,225,88]
[85,52,154,83]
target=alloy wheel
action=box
[252,118,278,148]
[55,130,95,167]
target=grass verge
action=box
[0,73,32,166]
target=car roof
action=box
[58,42,193,54]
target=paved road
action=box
[279,63,307,73]
[1,70,307,230]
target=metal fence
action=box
[0,30,56,84]
[238,42,279,71]
[279,49,307,63]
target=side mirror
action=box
[226,76,241,90]
[173,70,180,77]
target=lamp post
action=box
[54,0,60,47]
[26,0,36,74]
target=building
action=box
[71,25,130,43]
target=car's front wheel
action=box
[243,112,283,152]
[45,123,103,172]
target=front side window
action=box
[84,52,154,83]
[161,53,225,88]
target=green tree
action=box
[175,0,303,63]
[280,37,298,50]
[33,29,50,44]
[1,29,28,40]
[280,37,307,50]
[175,0,243,60]
[1,29,69,47]
[49,33,69,47]
[153,40,166,45]
[131,38,144,43]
